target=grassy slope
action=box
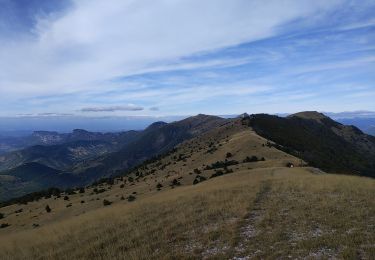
[0,167,374,259]
[0,119,299,232]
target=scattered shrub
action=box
[65,189,75,195]
[0,223,10,229]
[243,156,259,163]
[93,188,106,194]
[171,179,181,187]
[204,160,238,170]
[156,183,163,190]
[45,205,51,213]
[127,195,136,202]
[79,187,85,193]
[193,175,207,185]
[193,168,201,174]
[63,196,69,201]
[0,213,4,219]
[226,152,232,158]
[103,199,112,206]
[210,170,225,178]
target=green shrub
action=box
[204,160,238,170]
[171,179,181,186]
[243,156,259,163]
[127,195,136,202]
[0,223,10,229]
[210,170,225,178]
[193,175,207,185]
[103,199,112,206]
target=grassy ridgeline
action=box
[0,168,374,259]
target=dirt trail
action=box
[233,179,272,258]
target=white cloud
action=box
[0,0,342,102]
[80,104,144,112]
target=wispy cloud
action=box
[0,0,374,116]
[0,1,342,97]
[80,105,144,112]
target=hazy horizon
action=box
[1,110,375,135]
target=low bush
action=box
[171,179,181,186]
[193,175,207,185]
[156,183,163,190]
[103,199,112,206]
[0,223,10,229]
[127,195,136,202]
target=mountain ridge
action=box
[1,112,375,202]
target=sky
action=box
[0,0,374,121]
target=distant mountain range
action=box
[1,112,374,201]
[0,115,225,200]
[0,129,140,155]
[334,118,375,136]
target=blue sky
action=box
[0,0,374,118]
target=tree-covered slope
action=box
[245,112,375,177]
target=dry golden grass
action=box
[0,167,374,259]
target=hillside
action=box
[0,130,140,171]
[0,113,374,259]
[0,129,140,156]
[0,115,300,217]
[0,115,224,200]
[70,114,227,182]
[2,112,375,201]
[0,162,80,201]
[245,112,375,177]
